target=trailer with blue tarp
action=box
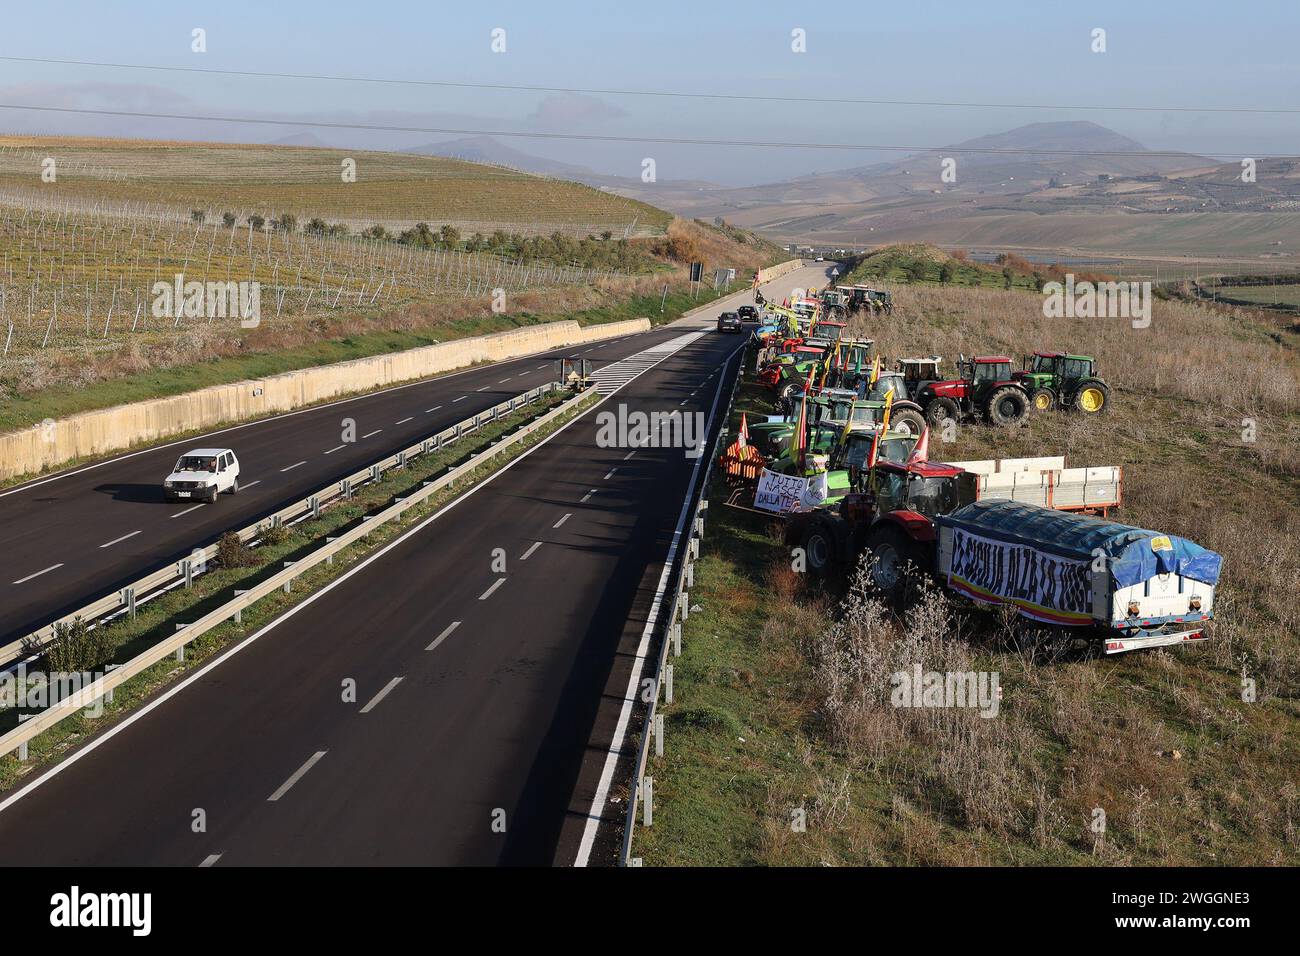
[935,500,1222,654]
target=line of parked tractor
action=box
[714,291,1221,655]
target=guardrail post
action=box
[233,590,248,624]
[654,714,664,757]
[174,625,186,661]
[689,538,699,560]
[454,423,461,442]
[181,558,193,589]
[370,465,380,484]
[665,664,674,703]
[643,777,654,827]
[325,538,337,565]
[121,586,136,621]
[679,593,689,621]
[282,562,294,593]
[397,451,407,470]
[310,496,320,519]
[686,562,694,588]
[422,439,432,456]
[341,478,351,499]
[16,714,33,760]
[473,414,481,431]
[672,622,682,657]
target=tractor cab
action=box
[866,460,979,521]
[895,356,943,398]
[958,355,1015,387]
[810,320,846,344]
[1014,351,1109,414]
[555,357,594,392]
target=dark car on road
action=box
[737,305,758,320]
[717,311,743,333]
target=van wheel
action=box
[206,486,219,504]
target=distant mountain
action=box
[405,136,599,180]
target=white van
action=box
[164,448,241,503]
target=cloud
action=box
[526,93,626,129]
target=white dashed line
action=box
[170,504,205,518]
[395,417,413,425]
[604,469,617,480]
[479,577,506,600]
[623,450,636,460]
[553,513,572,529]
[199,854,222,868]
[580,489,596,503]
[242,480,262,490]
[426,621,461,651]
[324,445,346,455]
[99,530,142,549]
[280,461,307,472]
[12,564,63,585]
[476,386,490,392]
[498,378,511,384]
[268,751,327,802]
[426,406,442,413]
[520,541,542,560]
[360,676,404,714]
[361,430,382,439]
[453,396,467,403]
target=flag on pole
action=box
[738,412,750,448]
[866,425,882,469]
[907,424,930,464]
[879,387,896,434]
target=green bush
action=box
[43,617,114,673]
[216,531,256,568]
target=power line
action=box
[0,54,1295,116]
[0,101,1258,159]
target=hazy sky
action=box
[1,0,1297,185]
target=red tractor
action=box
[916,355,1030,428]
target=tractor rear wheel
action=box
[865,524,925,599]
[1072,380,1110,415]
[925,396,960,429]
[888,407,926,438]
[986,386,1029,426]
[1030,387,1056,412]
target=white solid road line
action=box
[361,429,382,439]
[280,461,307,472]
[478,577,506,601]
[360,676,404,714]
[199,853,222,867]
[520,541,542,560]
[267,750,327,802]
[426,620,461,651]
[12,563,64,585]
[395,417,414,425]
[99,530,142,549]
[324,444,346,455]
[170,504,205,518]
[553,513,572,529]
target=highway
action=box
[0,266,825,647]
[0,263,831,866]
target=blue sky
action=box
[1,0,1298,184]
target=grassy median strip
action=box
[0,388,596,791]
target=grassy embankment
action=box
[633,257,1300,866]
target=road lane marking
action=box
[170,504,205,518]
[520,541,542,560]
[426,621,461,651]
[517,372,529,378]
[580,489,595,503]
[361,429,382,439]
[12,564,63,585]
[604,469,617,480]
[552,513,572,529]
[476,386,490,392]
[498,378,511,384]
[395,417,413,425]
[425,405,442,413]
[99,530,142,549]
[537,365,548,370]
[478,577,506,600]
[199,854,222,868]
[623,450,636,460]
[324,445,346,455]
[280,461,307,472]
[242,480,262,489]
[453,396,467,403]
[360,676,404,714]
[268,750,327,802]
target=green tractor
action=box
[1014,352,1111,415]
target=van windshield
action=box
[175,456,218,472]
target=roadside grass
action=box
[0,388,592,792]
[633,290,1300,866]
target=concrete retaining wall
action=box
[0,317,650,480]
[754,259,805,284]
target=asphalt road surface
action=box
[0,264,831,646]
[0,263,832,866]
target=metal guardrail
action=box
[0,383,562,670]
[0,383,596,760]
[619,346,747,866]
